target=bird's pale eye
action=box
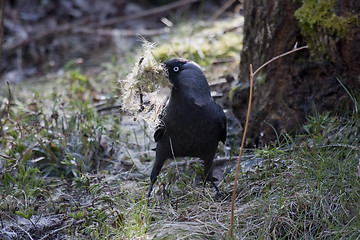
[173,66,179,72]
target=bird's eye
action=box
[173,66,179,72]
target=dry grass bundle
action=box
[120,40,171,127]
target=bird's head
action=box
[163,58,189,84]
[162,58,211,105]
[163,58,208,87]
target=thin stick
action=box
[209,0,237,21]
[74,27,170,37]
[229,45,308,238]
[253,45,308,76]
[229,64,253,237]
[39,219,85,240]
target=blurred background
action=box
[1,0,242,83]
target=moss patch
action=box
[152,16,243,67]
[295,0,359,58]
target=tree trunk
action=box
[232,0,360,146]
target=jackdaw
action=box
[147,58,227,198]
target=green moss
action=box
[153,32,242,67]
[152,16,243,66]
[228,85,241,104]
[295,0,358,58]
[255,73,267,86]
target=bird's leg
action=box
[147,150,167,199]
[147,182,155,199]
[204,158,226,199]
[210,177,226,199]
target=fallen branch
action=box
[4,21,82,52]
[88,0,200,29]
[209,0,238,21]
[4,0,199,52]
[74,27,170,37]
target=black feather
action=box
[147,58,227,199]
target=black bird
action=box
[147,58,227,198]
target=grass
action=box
[1,15,360,239]
[231,114,360,239]
[145,113,360,239]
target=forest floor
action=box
[1,2,360,240]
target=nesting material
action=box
[120,41,171,127]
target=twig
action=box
[229,63,253,238]
[74,27,170,37]
[88,0,199,29]
[96,104,123,113]
[4,17,93,52]
[39,219,85,240]
[211,58,238,64]
[253,45,308,76]
[228,45,308,238]
[16,224,34,240]
[209,0,237,21]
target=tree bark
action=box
[232,0,360,146]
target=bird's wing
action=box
[154,122,165,142]
[217,104,227,144]
[153,100,168,142]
